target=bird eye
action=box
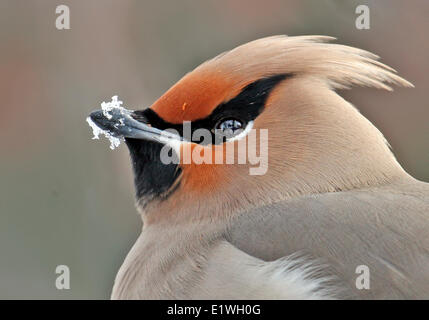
[214,118,244,139]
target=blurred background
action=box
[0,0,427,299]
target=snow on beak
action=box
[87,96,183,150]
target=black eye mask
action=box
[132,73,291,145]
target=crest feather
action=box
[200,35,413,91]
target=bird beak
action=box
[88,108,183,145]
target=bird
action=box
[89,35,429,299]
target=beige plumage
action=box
[90,36,429,299]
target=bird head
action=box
[90,36,412,223]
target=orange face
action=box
[132,69,288,200]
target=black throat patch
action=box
[125,138,181,203]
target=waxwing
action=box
[88,36,429,299]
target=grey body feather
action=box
[225,177,429,299]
